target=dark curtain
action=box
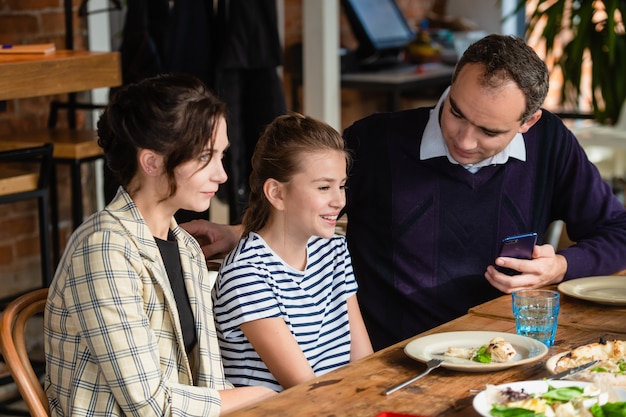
[106,0,287,225]
[214,0,287,223]
[104,0,171,205]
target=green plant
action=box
[521,0,626,125]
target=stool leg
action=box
[49,163,60,265]
[70,161,83,230]
[37,192,53,287]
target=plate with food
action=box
[472,380,626,417]
[558,276,626,306]
[546,339,626,387]
[404,331,548,372]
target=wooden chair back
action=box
[0,288,50,417]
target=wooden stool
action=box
[0,143,56,287]
[0,128,104,231]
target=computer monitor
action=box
[341,0,415,66]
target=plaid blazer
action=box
[44,188,233,417]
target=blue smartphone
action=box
[497,233,538,275]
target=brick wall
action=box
[0,0,91,298]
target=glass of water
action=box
[512,289,560,346]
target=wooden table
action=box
[225,293,625,417]
[0,49,121,101]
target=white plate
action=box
[558,276,626,306]
[545,345,626,377]
[545,351,573,375]
[472,380,626,417]
[404,331,548,372]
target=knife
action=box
[546,360,600,381]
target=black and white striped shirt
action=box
[213,232,357,391]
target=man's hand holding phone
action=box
[486,237,568,294]
[496,232,538,276]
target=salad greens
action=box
[473,346,492,363]
[592,360,626,375]
[488,384,625,417]
[590,401,626,417]
[489,405,545,417]
[539,386,584,404]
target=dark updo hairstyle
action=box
[242,113,351,236]
[453,34,549,123]
[97,73,226,197]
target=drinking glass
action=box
[512,289,560,346]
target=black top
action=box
[155,232,197,354]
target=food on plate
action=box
[445,337,516,364]
[488,337,517,362]
[552,339,626,387]
[485,382,625,417]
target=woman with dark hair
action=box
[44,74,275,417]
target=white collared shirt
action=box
[420,87,526,173]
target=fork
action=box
[385,358,444,395]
